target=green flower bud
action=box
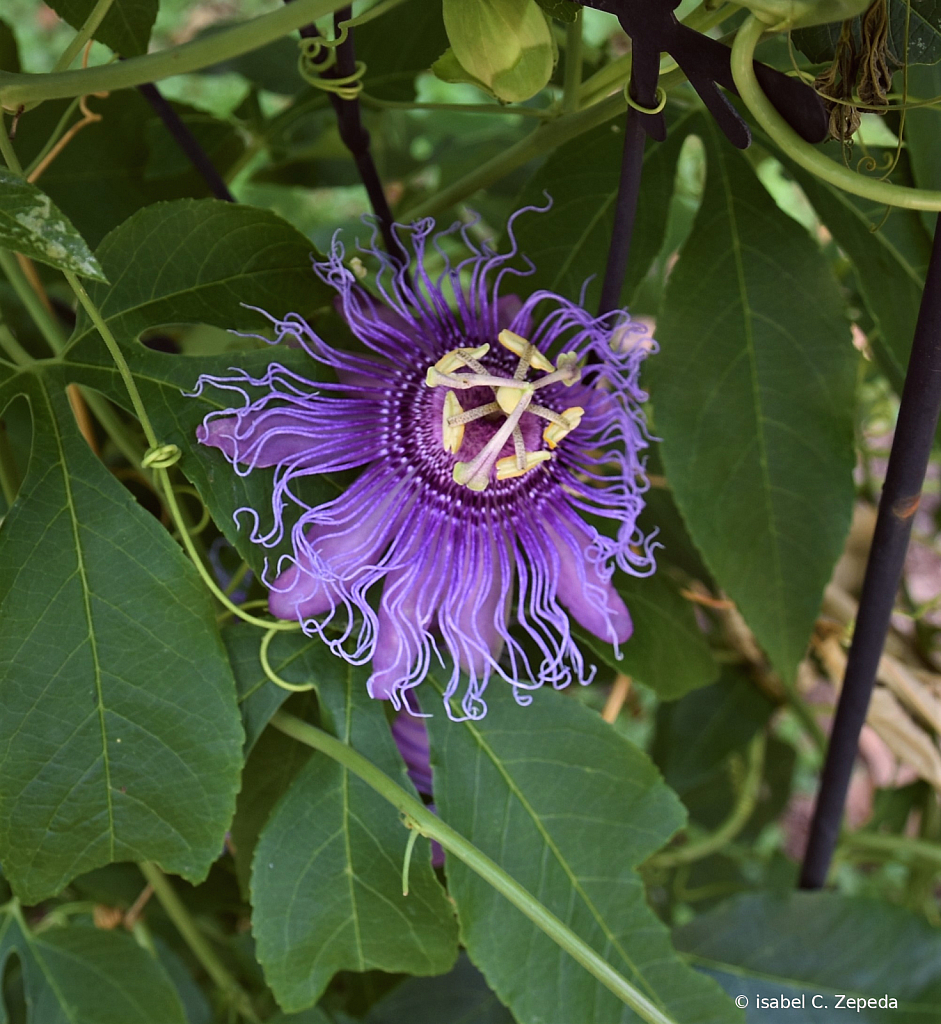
[441,0,555,103]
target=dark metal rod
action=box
[597,102,646,315]
[292,2,407,266]
[136,81,235,203]
[799,212,941,889]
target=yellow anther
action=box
[452,461,489,492]
[442,391,465,454]
[434,343,490,375]
[349,256,367,280]
[496,382,533,415]
[495,450,553,480]
[555,352,581,385]
[498,330,554,373]
[543,406,585,449]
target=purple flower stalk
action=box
[192,210,657,719]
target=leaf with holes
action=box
[0,368,242,903]
[649,117,856,683]
[59,199,341,575]
[0,169,105,281]
[251,653,459,1011]
[426,681,740,1024]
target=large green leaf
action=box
[793,0,941,66]
[674,892,941,1022]
[251,655,459,1012]
[67,199,333,353]
[649,117,856,683]
[576,571,719,699]
[513,113,693,308]
[905,64,941,233]
[0,913,187,1024]
[0,371,243,903]
[0,169,105,280]
[426,682,740,1024]
[45,0,158,57]
[780,153,931,391]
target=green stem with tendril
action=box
[730,14,941,211]
[0,0,349,108]
[270,710,681,1024]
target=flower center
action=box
[425,329,585,493]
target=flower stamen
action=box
[433,343,490,375]
[442,391,465,453]
[498,329,554,374]
[542,406,585,449]
[496,449,553,480]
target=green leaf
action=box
[534,0,581,24]
[905,63,941,231]
[514,113,692,309]
[652,669,775,795]
[11,94,246,248]
[426,682,741,1024]
[576,571,719,699]
[227,625,325,754]
[674,892,941,1022]
[57,199,339,574]
[793,0,941,66]
[0,169,105,281]
[68,199,332,353]
[45,0,158,57]
[364,954,513,1024]
[0,17,22,74]
[357,0,450,100]
[0,372,243,903]
[649,118,856,683]
[251,655,459,1012]
[0,912,187,1024]
[779,152,931,392]
[229,690,315,897]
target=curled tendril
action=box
[297,34,366,100]
[172,485,211,534]
[141,443,181,470]
[623,84,667,116]
[260,628,315,692]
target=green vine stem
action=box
[270,710,680,1024]
[649,733,766,869]
[730,14,941,211]
[139,862,260,1024]
[562,8,583,114]
[53,0,117,72]
[840,829,941,868]
[0,0,349,109]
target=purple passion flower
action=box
[193,211,656,719]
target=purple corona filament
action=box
[192,210,658,720]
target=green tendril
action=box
[141,443,181,470]
[297,36,366,99]
[260,627,315,691]
[623,85,667,116]
[401,819,421,896]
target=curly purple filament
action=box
[192,210,658,719]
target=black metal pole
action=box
[291,2,407,266]
[597,102,646,315]
[136,82,235,203]
[800,212,941,889]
